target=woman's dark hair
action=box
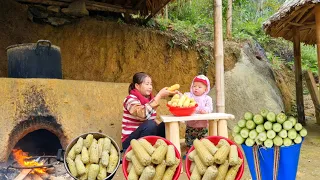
[128,72,150,94]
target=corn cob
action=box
[128,165,139,180]
[187,150,196,161]
[103,137,111,153]
[167,84,180,91]
[189,102,196,107]
[66,157,78,177]
[138,138,155,155]
[201,139,218,156]
[225,159,243,180]
[172,94,180,99]
[217,139,230,148]
[153,139,166,148]
[98,138,105,158]
[67,146,76,160]
[75,154,86,176]
[126,150,134,161]
[194,139,214,166]
[89,139,98,155]
[131,155,145,175]
[74,137,84,154]
[84,134,94,148]
[110,144,118,156]
[177,95,187,107]
[131,139,152,166]
[101,150,109,167]
[162,158,180,180]
[152,160,166,180]
[151,144,168,164]
[89,139,99,164]
[81,146,89,164]
[190,162,195,172]
[127,162,133,173]
[97,163,107,180]
[213,144,231,164]
[229,145,239,166]
[194,155,207,175]
[139,165,156,180]
[183,98,191,107]
[216,160,230,180]
[88,164,100,180]
[190,166,201,180]
[202,165,218,180]
[107,153,119,173]
[79,164,89,180]
[166,145,176,166]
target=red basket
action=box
[167,104,198,116]
[122,136,182,180]
[185,136,244,180]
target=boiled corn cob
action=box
[190,162,195,172]
[151,144,168,164]
[84,134,94,148]
[128,165,139,180]
[81,146,89,164]
[201,139,218,156]
[89,139,98,155]
[162,158,180,180]
[165,145,176,166]
[187,150,196,161]
[154,139,166,148]
[225,159,243,180]
[194,139,214,166]
[101,150,109,167]
[107,153,119,173]
[202,165,218,180]
[103,137,111,152]
[79,164,89,180]
[213,144,231,164]
[98,138,104,158]
[138,138,155,155]
[229,145,239,166]
[190,165,201,180]
[89,139,99,164]
[217,139,230,148]
[66,157,78,177]
[74,137,84,154]
[152,160,166,180]
[167,84,180,91]
[127,162,133,173]
[131,139,151,166]
[216,160,230,180]
[110,144,118,156]
[67,146,76,160]
[97,163,107,180]
[131,155,145,175]
[75,154,86,176]
[194,155,207,175]
[126,150,134,161]
[88,164,100,180]
[139,165,156,180]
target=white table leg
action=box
[165,121,183,173]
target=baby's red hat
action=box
[193,77,208,86]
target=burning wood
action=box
[12,149,47,174]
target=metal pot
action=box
[63,132,121,180]
[6,40,62,79]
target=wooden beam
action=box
[144,0,171,23]
[298,8,315,24]
[304,70,320,124]
[14,169,33,180]
[134,0,145,9]
[293,27,306,125]
[295,4,315,23]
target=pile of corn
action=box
[167,94,197,108]
[66,134,119,180]
[125,138,181,180]
[188,139,243,180]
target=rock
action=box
[47,6,61,13]
[48,17,71,26]
[28,5,48,19]
[61,0,89,17]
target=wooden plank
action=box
[160,113,235,123]
[208,120,217,136]
[14,169,32,180]
[165,121,182,173]
[304,70,320,124]
[293,27,306,125]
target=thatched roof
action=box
[263,0,320,44]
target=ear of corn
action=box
[110,144,118,156]
[127,162,133,173]
[67,146,76,160]
[126,150,134,161]
[165,145,176,166]
[177,95,187,107]
[167,84,180,91]
[89,140,99,164]
[138,138,155,155]
[194,139,214,166]
[201,139,218,156]
[183,98,191,107]
[79,164,90,180]
[152,160,166,180]
[190,162,195,172]
[187,150,196,161]
[229,145,239,166]
[98,138,105,158]
[216,160,230,180]
[131,139,152,166]
[139,165,156,180]
[190,166,201,180]
[131,155,145,176]
[75,154,86,176]
[81,147,89,164]
[225,159,243,180]
[66,157,78,177]
[103,137,111,153]
[84,134,94,148]
[151,144,168,164]
[189,102,196,107]
[194,155,207,175]
[162,158,180,180]
[100,150,109,167]
[217,139,230,148]
[128,165,139,180]
[213,144,231,164]
[107,153,119,173]
[153,139,166,148]
[88,164,100,180]
[74,137,84,154]
[89,139,98,155]
[97,163,107,180]
[202,165,218,180]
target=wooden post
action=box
[293,27,306,125]
[214,0,228,137]
[165,5,168,20]
[315,5,320,105]
[226,0,233,39]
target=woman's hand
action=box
[158,87,178,98]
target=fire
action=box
[12,149,47,174]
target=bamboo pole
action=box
[226,0,232,39]
[315,5,320,101]
[214,0,228,138]
[293,27,306,125]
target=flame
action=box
[12,149,46,174]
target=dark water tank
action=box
[6,40,62,79]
